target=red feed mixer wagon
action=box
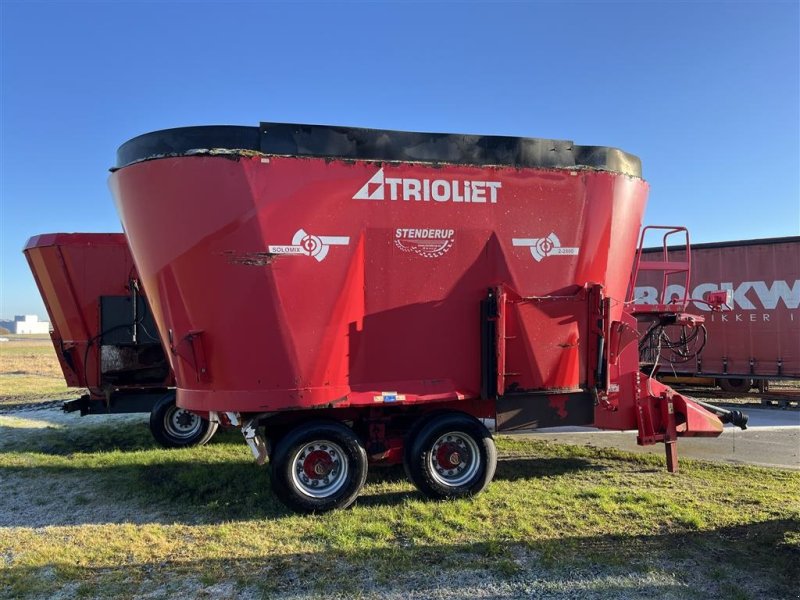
[23,233,217,447]
[109,122,747,513]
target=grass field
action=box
[0,412,798,599]
[0,335,84,406]
[1,337,798,598]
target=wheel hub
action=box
[164,405,202,440]
[436,443,464,469]
[428,432,481,487]
[175,410,196,429]
[291,441,348,498]
[303,449,335,479]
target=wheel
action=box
[270,420,368,513]
[718,378,753,394]
[402,410,447,484]
[405,412,497,500]
[149,394,218,448]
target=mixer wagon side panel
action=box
[111,152,648,415]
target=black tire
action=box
[402,410,447,484]
[405,412,497,500]
[270,420,368,514]
[718,378,754,394]
[149,393,218,448]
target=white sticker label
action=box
[395,228,455,258]
[512,232,579,262]
[373,391,406,403]
[268,229,350,262]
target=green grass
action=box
[0,337,83,405]
[0,415,797,599]
[0,374,75,403]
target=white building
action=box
[10,315,51,335]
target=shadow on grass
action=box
[0,452,599,527]
[1,455,289,524]
[2,458,418,525]
[0,417,602,527]
[0,417,242,455]
[1,421,158,454]
[495,455,596,480]
[358,456,596,507]
[1,519,797,599]
[0,396,79,409]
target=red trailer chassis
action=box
[23,233,217,447]
[109,123,745,512]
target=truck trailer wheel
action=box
[718,378,754,394]
[149,394,218,448]
[270,420,368,514]
[405,412,497,500]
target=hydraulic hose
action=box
[691,399,749,430]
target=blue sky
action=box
[1,0,798,318]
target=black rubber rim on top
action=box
[115,122,642,178]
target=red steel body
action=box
[112,157,646,412]
[109,123,727,465]
[636,237,800,380]
[23,233,173,397]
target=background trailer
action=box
[24,233,217,447]
[635,236,800,392]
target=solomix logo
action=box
[353,168,502,204]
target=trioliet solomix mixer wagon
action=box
[23,233,217,447]
[109,123,746,513]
